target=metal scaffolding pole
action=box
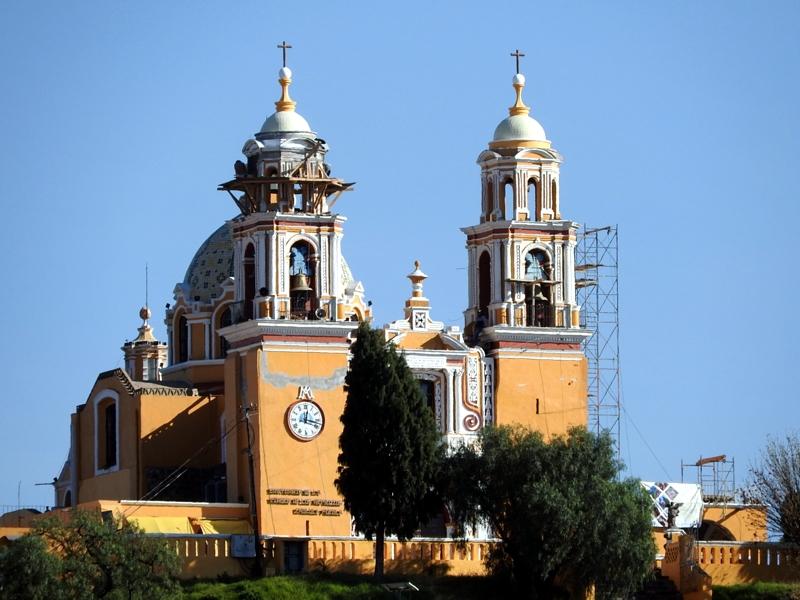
[576,225,621,457]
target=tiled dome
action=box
[183,223,234,303]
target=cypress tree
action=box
[336,322,440,579]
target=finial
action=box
[507,49,530,117]
[275,41,297,112]
[407,260,427,298]
[139,306,151,322]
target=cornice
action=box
[220,319,359,346]
[480,326,591,346]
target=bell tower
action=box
[218,61,370,324]
[462,53,590,435]
[216,48,369,540]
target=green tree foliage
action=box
[745,432,800,542]
[0,509,180,599]
[336,323,441,579]
[443,426,655,599]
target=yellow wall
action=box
[492,349,587,437]
[702,504,766,542]
[247,344,352,538]
[76,378,138,503]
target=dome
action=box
[183,223,234,303]
[493,114,547,143]
[259,110,313,135]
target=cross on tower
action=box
[510,49,525,74]
[278,41,292,68]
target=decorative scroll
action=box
[466,356,480,408]
[482,358,494,426]
[463,414,480,431]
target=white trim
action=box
[119,499,249,508]
[92,389,120,476]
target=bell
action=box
[290,274,313,292]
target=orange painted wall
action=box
[492,350,587,437]
[76,379,138,503]
[702,504,766,542]
[250,344,352,538]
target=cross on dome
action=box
[510,48,525,74]
[277,41,292,68]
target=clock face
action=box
[286,401,324,441]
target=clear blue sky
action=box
[1,1,798,507]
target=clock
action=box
[286,401,324,441]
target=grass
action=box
[181,573,511,600]
[712,582,800,600]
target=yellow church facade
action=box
[52,58,591,573]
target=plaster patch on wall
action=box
[260,351,347,390]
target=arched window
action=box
[243,243,255,320]
[63,490,72,508]
[217,305,232,358]
[177,314,188,363]
[502,179,514,220]
[485,177,494,220]
[94,391,119,474]
[524,250,552,327]
[289,241,315,319]
[551,179,558,217]
[527,178,539,220]
[478,251,491,321]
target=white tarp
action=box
[641,481,704,529]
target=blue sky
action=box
[1,1,798,506]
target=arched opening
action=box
[698,520,735,541]
[63,490,72,508]
[527,178,539,220]
[96,398,117,470]
[177,314,188,363]
[243,243,255,320]
[217,305,232,358]
[551,179,558,217]
[289,241,316,319]
[502,179,514,220]
[478,251,491,322]
[484,177,494,221]
[524,250,552,327]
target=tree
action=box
[0,509,180,599]
[745,432,800,542]
[336,322,441,579]
[443,426,654,599]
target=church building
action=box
[52,52,590,571]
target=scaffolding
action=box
[681,455,736,503]
[576,225,621,456]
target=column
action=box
[266,231,276,296]
[453,368,463,433]
[445,368,455,435]
[255,231,266,292]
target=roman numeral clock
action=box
[286,386,324,441]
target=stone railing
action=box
[695,541,800,586]
[307,538,491,577]
[161,534,250,579]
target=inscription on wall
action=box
[265,488,343,517]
